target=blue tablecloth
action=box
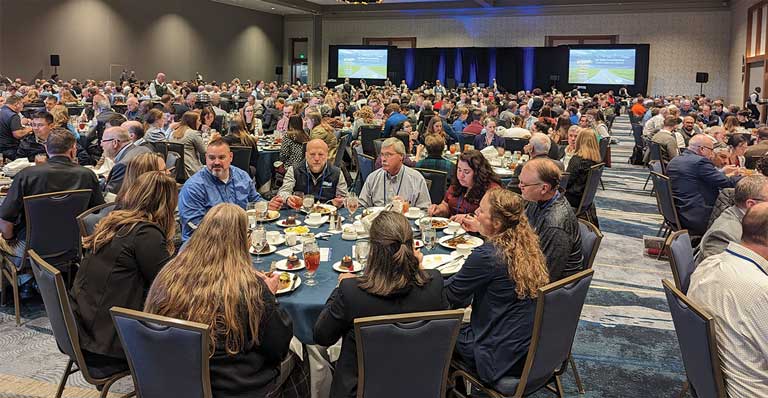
[256,149,280,188]
[251,209,452,344]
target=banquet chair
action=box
[373,138,386,158]
[666,230,695,294]
[77,202,118,238]
[503,138,529,154]
[643,141,666,191]
[460,133,476,150]
[662,280,726,398]
[578,219,603,270]
[354,309,464,398]
[360,126,382,156]
[451,269,594,398]
[574,163,604,226]
[355,150,376,195]
[415,168,448,205]
[744,154,763,169]
[650,171,682,239]
[1,190,91,326]
[111,307,212,398]
[559,172,570,190]
[28,250,135,398]
[598,137,610,189]
[230,145,252,176]
[336,133,352,169]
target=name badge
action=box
[322,181,333,187]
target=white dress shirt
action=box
[688,242,768,398]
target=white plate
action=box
[417,217,451,229]
[276,219,302,227]
[275,258,306,271]
[276,274,301,295]
[332,260,364,273]
[422,253,465,275]
[247,209,280,222]
[405,211,425,219]
[304,216,329,226]
[493,166,515,177]
[444,228,466,236]
[355,206,386,221]
[266,235,286,246]
[249,244,277,255]
[438,234,483,250]
[303,203,336,215]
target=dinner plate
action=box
[421,254,465,275]
[438,234,484,250]
[355,207,386,221]
[249,244,277,255]
[444,228,466,236]
[405,210,425,219]
[276,274,301,295]
[247,209,280,222]
[275,258,306,271]
[417,217,450,229]
[284,225,311,234]
[332,260,364,273]
[493,167,515,177]
[266,235,286,246]
[276,219,303,227]
[303,203,335,215]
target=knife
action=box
[435,255,466,270]
[288,273,297,291]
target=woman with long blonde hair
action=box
[145,203,307,398]
[71,171,178,373]
[168,111,205,178]
[445,188,549,386]
[115,152,166,203]
[564,128,602,224]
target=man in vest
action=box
[149,72,176,99]
[269,139,349,209]
[748,86,763,121]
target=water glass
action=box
[345,192,359,218]
[422,224,437,251]
[246,202,258,228]
[302,194,315,212]
[355,240,369,268]
[255,201,268,219]
[252,225,266,263]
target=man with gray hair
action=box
[102,126,152,194]
[359,137,431,209]
[507,133,564,192]
[696,175,768,263]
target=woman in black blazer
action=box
[314,211,449,398]
[564,128,602,222]
[71,171,178,372]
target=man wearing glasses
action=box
[101,126,152,194]
[518,157,584,282]
[667,134,741,237]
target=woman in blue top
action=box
[472,118,504,150]
[445,188,550,387]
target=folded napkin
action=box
[2,158,34,177]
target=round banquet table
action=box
[251,209,454,345]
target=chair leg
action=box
[569,354,585,394]
[55,360,75,398]
[9,265,20,326]
[599,177,605,190]
[643,173,651,190]
[678,380,690,398]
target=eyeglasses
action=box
[518,182,544,189]
[100,138,117,143]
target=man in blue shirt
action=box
[381,103,407,138]
[178,139,273,241]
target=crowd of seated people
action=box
[2,72,768,397]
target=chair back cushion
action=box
[521,270,593,395]
[28,251,79,360]
[503,138,529,153]
[662,280,724,398]
[356,152,375,194]
[415,168,448,205]
[111,308,211,398]
[335,133,352,168]
[24,190,92,267]
[599,137,610,161]
[651,172,680,230]
[578,220,602,269]
[360,127,382,156]
[373,138,386,158]
[668,231,695,293]
[577,163,604,212]
[78,203,117,237]
[355,311,462,398]
[230,146,252,174]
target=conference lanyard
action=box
[383,167,404,203]
[307,164,327,200]
[725,249,768,277]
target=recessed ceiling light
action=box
[271,7,275,9]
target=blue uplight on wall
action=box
[438,51,446,83]
[469,58,477,84]
[454,48,463,84]
[488,48,497,86]
[523,47,535,92]
[405,48,415,88]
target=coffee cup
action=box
[456,243,473,256]
[285,232,298,246]
[266,231,281,244]
[307,212,323,224]
[445,221,461,233]
[406,207,423,218]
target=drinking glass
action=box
[255,201,269,220]
[291,191,305,215]
[252,225,266,264]
[449,144,457,155]
[246,202,258,229]
[303,239,320,286]
[355,240,369,269]
[302,194,315,213]
[344,192,359,219]
[421,221,437,251]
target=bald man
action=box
[270,138,349,209]
[688,202,768,398]
[667,134,741,236]
[149,72,176,98]
[102,126,153,194]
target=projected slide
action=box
[568,49,636,85]
[338,49,388,79]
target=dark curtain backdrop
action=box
[329,44,650,95]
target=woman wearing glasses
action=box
[428,150,501,222]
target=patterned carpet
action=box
[0,115,685,397]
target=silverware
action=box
[288,273,297,291]
[435,255,466,270]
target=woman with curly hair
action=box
[445,188,550,387]
[351,105,378,140]
[428,150,501,222]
